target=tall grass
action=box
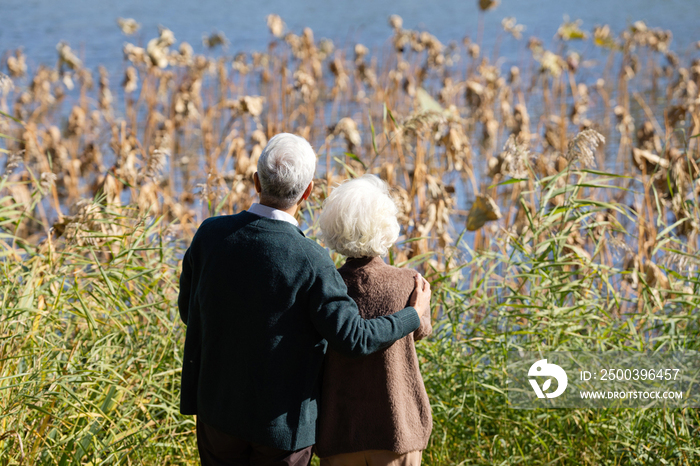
[2,162,698,464]
[0,176,194,464]
[1,10,700,465]
[417,168,700,465]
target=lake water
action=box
[2,0,699,73]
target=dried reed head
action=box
[570,82,589,124]
[499,134,530,178]
[438,122,472,172]
[202,31,228,49]
[538,50,564,77]
[2,151,23,178]
[314,39,334,64]
[0,73,13,97]
[293,70,318,102]
[354,43,369,63]
[401,110,447,136]
[122,67,138,93]
[117,18,140,35]
[329,57,349,93]
[556,18,588,41]
[331,117,362,151]
[419,32,445,67]
[67,106,86,137]
[392,30,411,54]
[40,171,57,192]
[411,174,456,255]
[512,104,530,140]
[637,121,662,152]
[98,66,112,111]
[57,42,82,71]
[502,17,524,40]
[388,14,403,31]
[593,25,617,49]
[123,43,148,66]
[478,0,499,12]
[146,27,176,69]
[626,21,672,52]
[53,199,116,247]
[232,53,249,75]
[6,49,26,77]
[566,129,605,168]
[267,14,285,38]
[481,109,499,151]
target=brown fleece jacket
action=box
[316,256,433,457]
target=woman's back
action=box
[316,256,432,458]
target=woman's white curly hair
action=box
[319,174,400,258]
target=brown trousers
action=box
[196,418,313,466]
[319,450,422,466]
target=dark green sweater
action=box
[178,211,420,451]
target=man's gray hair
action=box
[257,133,317,209]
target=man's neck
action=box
[259,199,298,218]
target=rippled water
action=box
[2,0,699,73]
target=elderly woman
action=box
[316,175,432,466]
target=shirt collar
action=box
[248,203,299,227]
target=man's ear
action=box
[253,172,262,194]
[300,181,314,201]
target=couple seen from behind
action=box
[178,133,433,466]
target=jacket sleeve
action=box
[178,247,193,325]
[307,264,420,357]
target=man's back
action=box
[178,211,421,451]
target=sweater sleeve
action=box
[178,247,193,325]
[413,312,433,341]
[307,264,421,357]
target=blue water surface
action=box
[2,0,698,72]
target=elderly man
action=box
[178,133,431,465]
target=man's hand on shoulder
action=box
[408,274,432,322]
